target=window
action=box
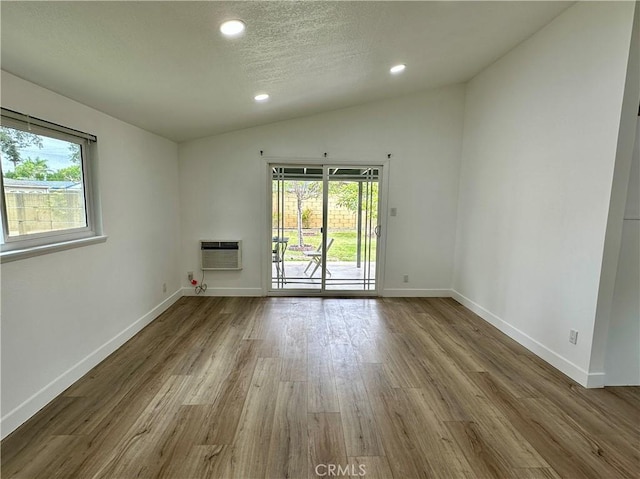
[1,108,102,258]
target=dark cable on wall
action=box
[195,270,208,294]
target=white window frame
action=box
[0,108,105,261]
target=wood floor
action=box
[2,297,639,479]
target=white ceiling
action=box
[1,1,572,142]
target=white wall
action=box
[453,2,636,387]
[178,85,465,296]
[605,119,640,386]
[0,71,182,438]
[590,3,639,384]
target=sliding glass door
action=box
[270,164,381,294]
[271,166,324,292]
[325,167,379,291]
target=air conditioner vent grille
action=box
[200,240,242,270]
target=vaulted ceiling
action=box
[1,1,572,142]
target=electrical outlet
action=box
[403,274,409,283]
[162,282,167,293]
[569,329,578,345]
[188,272,194,282]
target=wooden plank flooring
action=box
[2,297,639,478]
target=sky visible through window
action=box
[5,135,74,172]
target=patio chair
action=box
[272,237,288,284]
[303,238,334,278]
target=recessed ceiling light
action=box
[254,93,270,102]
[220,19,245,37]
[390,64,406,74]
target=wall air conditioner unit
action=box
[200,240,242,270]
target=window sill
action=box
[0,235,108,263]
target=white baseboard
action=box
[0,289,183,440]
[451,290,597,388]
[181,287,263,297]
[382,288,453,297]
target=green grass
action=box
[274,230,377,262]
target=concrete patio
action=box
[271,260,376,291]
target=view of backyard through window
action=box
[271,166,380,292]
[1,125,87,238]
[278,230,377,263]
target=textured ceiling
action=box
[1,1,572,142]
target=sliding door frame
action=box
[262,156,389,297]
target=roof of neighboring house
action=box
[3,178,81,190]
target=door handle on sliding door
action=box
[374,225,381,237]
